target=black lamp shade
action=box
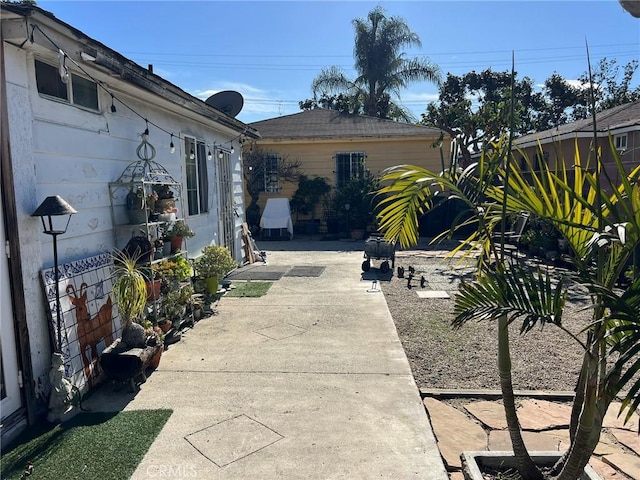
[32,196,77,235]
[32,195,77,217]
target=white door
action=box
[1,185,21,419]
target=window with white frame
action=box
[263,154,280,193]
[34,59,99,110]
[615,134,628,151]
[184,137,209,216]
[335,152,366,188]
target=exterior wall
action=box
[249,135,448,222]
[517,131,639,186]
[4,40,245,407]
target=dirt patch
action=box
[382,252,591,392]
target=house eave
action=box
[1,3,260,140]
[254,133,443,145]
[515,125,640,150]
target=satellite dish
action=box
[205,90,244,117]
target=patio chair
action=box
[494,213,530,261]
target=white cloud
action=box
[401,91,440,104]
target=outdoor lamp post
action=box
[32,195,77,353]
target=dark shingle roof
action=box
[249,109,442,140]
[516,100,640,146]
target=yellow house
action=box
[245,108,448,235]
[514,100,639,186]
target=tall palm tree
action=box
[311,6,441,122]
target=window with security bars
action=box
[335,152,366,188]
[184,137,209,216]
[35,59,99,110]
[263,154,280,193]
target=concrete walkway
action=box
[85,241,447,479]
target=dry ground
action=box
[381,250,593,392]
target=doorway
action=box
[1,184,21,420]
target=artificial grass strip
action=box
[1,409,172,480]
[225,281,273,297]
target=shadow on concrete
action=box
[361,269,394,283]
[259,238,365,252]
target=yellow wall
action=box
[245,135,449,223]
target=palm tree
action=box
[375,132,640,479]
[311,6,441,122]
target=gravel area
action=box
[381,248,593,392]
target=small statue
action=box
[47,352,75,422]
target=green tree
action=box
[289,175,331,220]
[242,145,301,227]
[574,58,640,117]
[302,6,441,122]
[422,69,544,166]
[535,72,585,129]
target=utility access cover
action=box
[185,415,283,467]
[284,266,326,277]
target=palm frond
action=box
[453,264,567,334]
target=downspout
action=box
[1,19,37,425]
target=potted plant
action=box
[142,320,164,369]
[332,173,379,239]
[290,175,331,233]
[152,256,192,292]
[126,185,148,224]
[191,294,205,321]
[111,249,148,348]
[153,184,177,216]
[375,128,640,478]
[161,289,186,325]
[192,245,237,294]
[164,220,195,253]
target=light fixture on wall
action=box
[110,94,117,113]
[207,147,212,161]
[189,149,195,160]
[218,149,224,159]
[32,195,77,353]
[169,134,175,154]
[230,145,235,154]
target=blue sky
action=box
[39,1,639,125]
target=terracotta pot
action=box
[170,236,183,253]
[149,345,163,369]
[146,279,161,301]
[158,321,172,334]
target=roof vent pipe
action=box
[148,64,153,73]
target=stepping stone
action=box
[589,457,621,480]
[489,429,569,452]
[517,399,571,431]
[465,400,507,430]
[595,431,625,456]
[424,397,486,469]
[416,290,450,299]
[603,402,639,431]
[611,428,640,456]
[602,452,640,480]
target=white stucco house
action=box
[0,2,259,444]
